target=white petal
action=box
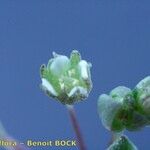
[50,55,70,75]
[68,86,88,97]
[42,78,58,96]
[78,60,89,80]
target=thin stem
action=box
[108,132,122,147]
[66,105,87,150]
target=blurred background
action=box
[0,0,150,150]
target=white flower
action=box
[40,50,92,105]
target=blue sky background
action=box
[0,1,150,150]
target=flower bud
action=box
[40,50,92,105]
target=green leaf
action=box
[98,94,124,131]
[134,76,150,116]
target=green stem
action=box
[66,105,87,150]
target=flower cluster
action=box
[40,50,92,105]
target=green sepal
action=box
[40,64,61,94]
[70,50,81,67]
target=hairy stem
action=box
[66,105,87,150]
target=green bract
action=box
[107,135,137,150]
[40,50,92,105]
